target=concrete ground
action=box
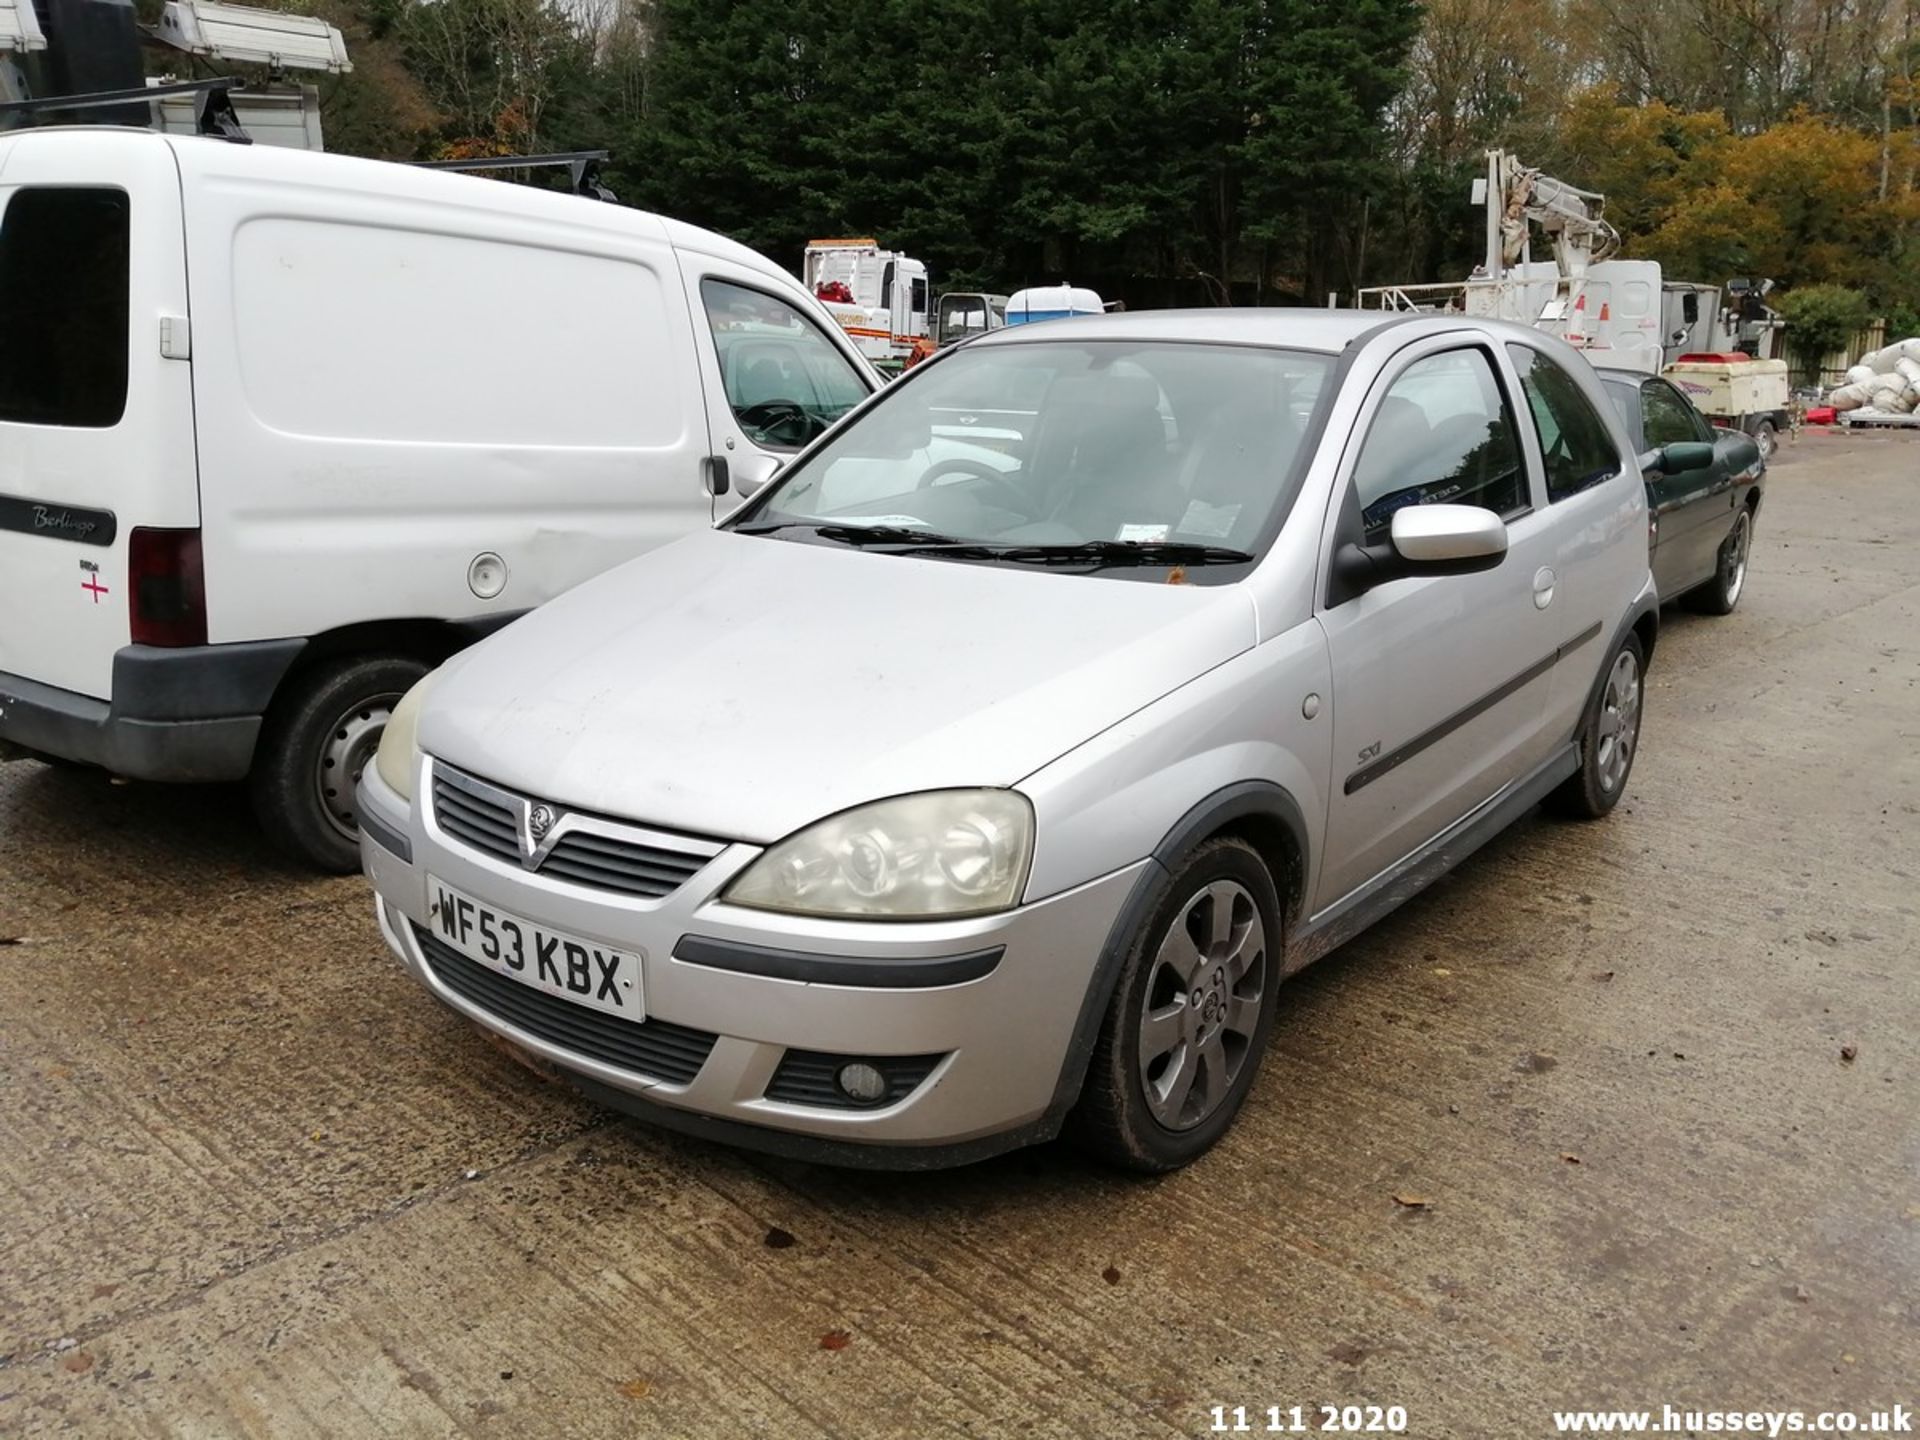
[1,430,1915,1439]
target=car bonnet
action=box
[416,527,1258,844]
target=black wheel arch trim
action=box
[1041,780,1311,1129]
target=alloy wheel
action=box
[1594,649,1641,796]
[1723,510,1751,608]
[1136,879,1268,1131]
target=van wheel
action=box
[1068,838,1282,1172]
[1548,634,1644,820]
[1750,419,1777,462]
[252,655,427,872]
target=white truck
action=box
[803,238,930,372]
[1,0,346,150]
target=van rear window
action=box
[0,188,131,428]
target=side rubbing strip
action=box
[1344,620,1604,796]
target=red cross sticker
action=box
[81,573,109,603]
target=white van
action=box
[0,126,880,869]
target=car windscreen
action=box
[731,340,1333,577]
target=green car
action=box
[1600,368,1767,615]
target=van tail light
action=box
[128,527,207,647]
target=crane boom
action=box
[1478,150,1622,343]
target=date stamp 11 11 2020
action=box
[1208,1404,1410,1434]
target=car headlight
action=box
[373,668,439,803]
[725,789,1034,919]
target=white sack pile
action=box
[1829,337,1920,414]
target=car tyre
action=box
[251,655,426,872]
[1068,837,1282,1172]
[1683,505,1751,617]
[1750,419,1777,462]
[1548,634,1645,820]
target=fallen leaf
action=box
[61,1352,93,1374]
[1392,1193,1431,1209]
[763,1227,796,1250]
[1164,566,1188,586]
[1672,1052,1686,1061]
[1101,1265,1121,1286]
[89,1283,118,1300]
[1559,1153,1582,1165]
[1431,967,1452,977]
[1839,1045,1857,1064]
[1327,1340,1370,1366]
[1592,971,1615,982]
[44,1065,71,1080]
[617,1379,652,1400]
[819,1330,852,1352]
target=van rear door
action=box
[0,132,197,701]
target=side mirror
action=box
[1638,441,1714,476]
[1331,503,1507,600]
[732,451,782,498]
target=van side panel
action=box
[0,132,198,700]
[176,146,712,648]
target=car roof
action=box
[965,308,1570,357]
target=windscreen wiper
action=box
[896,540,1255,568]
[733,522,969,547]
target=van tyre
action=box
[1069,838,1282,1172]
[1683,506,1751,617]
[1549,634,1645,821]
[252,655,426,873]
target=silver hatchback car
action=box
[357,311,1658,1171]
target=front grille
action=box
[414,925,717,1085]
[764,1050,945,1110]
[431,767,719,900]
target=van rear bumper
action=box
[0,639,304,782]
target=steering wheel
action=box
[915,456,1029,511]
[736,400,814,449]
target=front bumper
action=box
[0,640,304,781]
[358,759,1146,1166]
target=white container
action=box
[1005,284,1104,325]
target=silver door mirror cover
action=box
[1390,503,1508,564]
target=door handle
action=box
[702,456,729,496]
[1532,566,1556,609]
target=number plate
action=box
[425,878,644,1021]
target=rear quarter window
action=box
[1506,345,1624,502]
[0,187,131,428]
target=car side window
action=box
[700,278,869,449]
[1641,380,1709,447]
[1351,348,1526,544]
[1506,344,1624,502]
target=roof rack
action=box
[412,150,618,203]
[0,75,253,141]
